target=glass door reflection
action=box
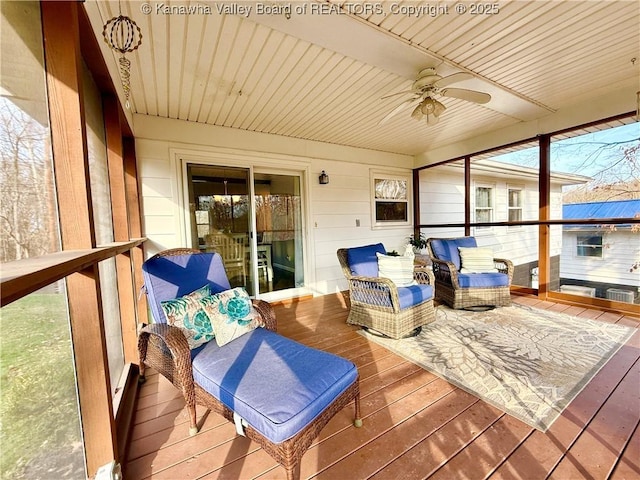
[254,172,303,294]
[187,165,252,290]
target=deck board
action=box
[125,294,640,479]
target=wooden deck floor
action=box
[124,294,640,480]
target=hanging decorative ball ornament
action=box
[102,13,143,109]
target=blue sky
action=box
[491,121,640,180]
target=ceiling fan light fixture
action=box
[421,97,435,114]
[426,114,440,126]
[411,104,424,120]
[433,99,446,116]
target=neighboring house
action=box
[418,159,590,288]
[560,199,640,302]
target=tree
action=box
[0,98,58,262]
[562,141,640,203]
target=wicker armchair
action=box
[138,248,362,480]
[426,237,514,309]
[337,243,436,339]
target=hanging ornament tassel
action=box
[119,55,132,109]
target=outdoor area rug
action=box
[359,303,635,431]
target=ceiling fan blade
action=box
[381,90,415,100]
[379,97,420,125]
[441,88,491,104]
[433,72,474,88]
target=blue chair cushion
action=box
[192,328,358,444]
[347,243,386,277]
[430,237,477,270]
[143,252,231,324]
[397,284,434,310]
[458,272,510,288]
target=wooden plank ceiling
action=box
[90,0,640,156]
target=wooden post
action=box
[412,169,421,240]
[41,1,118,474]
[123,137,148,331]
[464,156,471,236]
[538,135,551,300]
[104,95,138,363]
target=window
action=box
[577,235,603,258]
[371,171,411,227]
[475,186,494,226]
[508,187,523,222]
[1,2,85,478]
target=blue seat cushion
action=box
[192,328,358,444]
[430,237,477,270]
[347,243,386,277]
[458,272,510,288]
[143,252,231,324]
[397,284,434,309]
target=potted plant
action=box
[408,232,428,253]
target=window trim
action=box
[473,182,495,233]
[575,233,604,259]
[507,185,524,228]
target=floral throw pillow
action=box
[200,287,263,347]
[160,284,214,349]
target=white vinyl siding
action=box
[561,230,639,287]
[136,115,415,296]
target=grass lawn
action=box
[1,293,85,478]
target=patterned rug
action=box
[359,303,635,431]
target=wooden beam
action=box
[104,95,138,363]
[538,135,551,300]
[41,1,116,473]
[1,240,145,306]
[464,156,471,236]
[123,138,149,330]
[104,96,129,241]
[412,169,421,241]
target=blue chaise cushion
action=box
[347,243,386,277]
[397,284,434,309]
[192,328,358,444]
[458,272,510,288]
[430,237,477,270]
[143,252,231,324]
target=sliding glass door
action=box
[187,165,252,290]
[253,171,304,293]
[187,164,304,296]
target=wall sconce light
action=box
[319,170,329,185]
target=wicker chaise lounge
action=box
[138,248,362,480]
[337,243,436,339]
[427,237,514,309]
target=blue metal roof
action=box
[563,199,640,219]
[563,199,640,230]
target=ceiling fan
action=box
[380,67,491,125]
